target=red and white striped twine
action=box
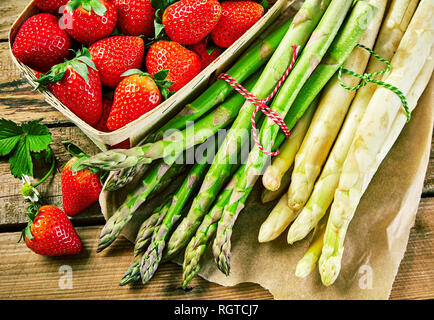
[218,45,300,156]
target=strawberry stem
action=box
[32,151,56,188]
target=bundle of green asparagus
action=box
[79,0,433,289]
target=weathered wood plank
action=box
[422,130,434,196]
[0,0,30,41]
[389,197,434,300]
[0,42,71,125]
[0,226,273,300]
[0,126,102,230]
[0,198,433,300]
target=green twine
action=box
[338,44,410,122]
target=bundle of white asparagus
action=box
[260,0,434,286]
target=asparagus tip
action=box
[318,254,341,286]
[295,260,314,278]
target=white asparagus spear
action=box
[319,0,434,286]
[285,0,388,213]
[295,214,328,278]
[262,99,318,192]
[261,166,293,204]
[258,193,298,242]
[298,48,433,282]
[287,0,419,244]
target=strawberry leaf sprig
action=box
[0,118,54,178]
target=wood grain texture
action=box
[0,0,31,41]
[0,42,71,125]
[0,226,273,300]
[0,198,432,300]
[389,198,434,300]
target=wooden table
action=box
[1,1,433,300]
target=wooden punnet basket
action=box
[9,0,290,151]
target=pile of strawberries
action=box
[12,0,265,137]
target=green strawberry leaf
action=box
[9,137,33,178]
[22,221,34,241]
[154,10,166,39]
[260,0,269,12]
[70,60,90,83]
[22,120,53,153]
[0,119,23,156]
[66,0,82,12]
[0,119,53,178]
[62,141,88,159]
[151,0,177,12]
[151,69,174,100]
[160,87,176,101]
[153,69,170,82]
[121,69,147,77]
[62,141,100,174]
[206,40,220,55]
[89,0,107,16]
[146,9,170,47]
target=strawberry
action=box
[23,205,82,256]
[34,0,69,14]
[12,13,71,73]
[211,1,264,48]
[189,39,223,69]
[107,69,166,131]
[162,0,222,45]
[113,0,155,37]
[94,97,114,132]
[146,41,202,91]
[111,140,131,149]
[61,142,104,217]
[89,36,145,88]
[62,0,118,45]
[36,48,103,126]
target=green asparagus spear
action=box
[139,146,216,284]
[164,0,334,260]
[120,256,141,286]
[81,70,264,173]
[182,166,243,289]
[96,155,184,252]
[104,162,148,191]
[213,0,367,275]
[95,70,263,251]
[134,199,172,257]
[146,19,293,142]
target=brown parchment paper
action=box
[99,76,433,300]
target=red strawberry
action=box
[89,36,145,88]
[34,0,69,14]
[24,205,82,256]
[111,140,131,149]
[107,69,163,131]
[146,41,202,91]
[61,142,104,217]
[113,0,155,37]
[162,0,222,45]
[62,0,118,45]
[94,97,114,132]
[211,1,264,48]
[12,13,71,72]
[189,39,223,69]
[36,48,103,126]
